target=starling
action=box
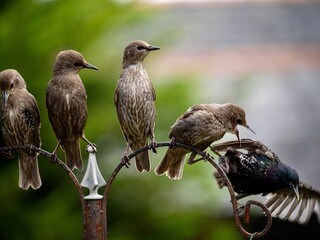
[212,139,320,224]
[155,103,255,179]
[114,40,160,172]
[0,69,42,190]
[46,50,98,171]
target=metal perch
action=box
[0,142,272,239]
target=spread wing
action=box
[264,182,320,224]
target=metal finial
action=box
[81,145,106,199]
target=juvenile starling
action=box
[155,103,254,179]
[0,69,42,190]
[114,40,160,172]
[212,139,320,224]
[46,50,98,171]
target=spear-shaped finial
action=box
[81,145,106,199]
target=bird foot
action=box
[86,143,97,153]
[169,137,176,148]
[50,153,58,164]
[25,144,36,155]
[121,155,130,168]
[236,203,245,216]
[150,140,157,154]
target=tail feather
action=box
[131,140,151,172]
[18,154,42,190]
[61,140,83,171]
[135,150,150,172]
[155,148,187,180]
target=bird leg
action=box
[235,202,245,216]
[149,138,157,154]
[81,134,97,152]
[169,137,176,148]
[187,153,204,165]
[121,144,130,168]
[50,142,60,164]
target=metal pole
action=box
[83,199,106,240]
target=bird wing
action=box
[210,138,279,160]
[264,182,320,224]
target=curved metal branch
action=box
[0,146,84,202]
[102,141,272,239]
[206,158,272,239]
[1,142,272,239]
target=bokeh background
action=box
[0,0,319,239]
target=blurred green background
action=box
[0,0,319,239]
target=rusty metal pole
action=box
[83,199,107,240]
[81,146,107,240]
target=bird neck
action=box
[122,60,144,70]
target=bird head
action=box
[122,40,160,68]
[286,166,300,200]
[0,69,27,107]
[226,103,256,146]
[53,50,99,75]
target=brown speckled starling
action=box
[0,69,42,190]
[155,103,254,179]
[114,40,160,172]
[46,50,98,171]
[212,139,320,224]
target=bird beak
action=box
[147,45,160,51]
[234,128,241,147]
[2,91,9,107]
[292,184,300,200]
[84,62,99,70]
[246,125,256,135]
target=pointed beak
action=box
[147,45,160,51]
[291,184,300,200]
[84,62,99,70]
[246,125,256,135]
[235,128,241,147]
[2,91,9,107]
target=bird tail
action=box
[135,150,151,172]
[61,140,83,171]
[18,154,42,190]
[132,140,151,172]
[154,147,186,180]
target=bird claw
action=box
[121,155,130,168]
[86,143,97,153]
[236,203,245,216]
[25,144,35,155]
[150,140,157,154]
[50,153,58,164]
[169,137,176,148]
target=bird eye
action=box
[73,62,83,67]
[137,45,145,50]
[10,82,14,89]
[236,119,242,124]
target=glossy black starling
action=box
[114,40,160,172]
[155,103,255,179]
[0,69,42,190]
[212,139,320,224]
[46,50,98,171]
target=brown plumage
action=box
[0,69,42,190]
[46,50,98,171]
[155,103,254,179]
[114,40,160,172]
